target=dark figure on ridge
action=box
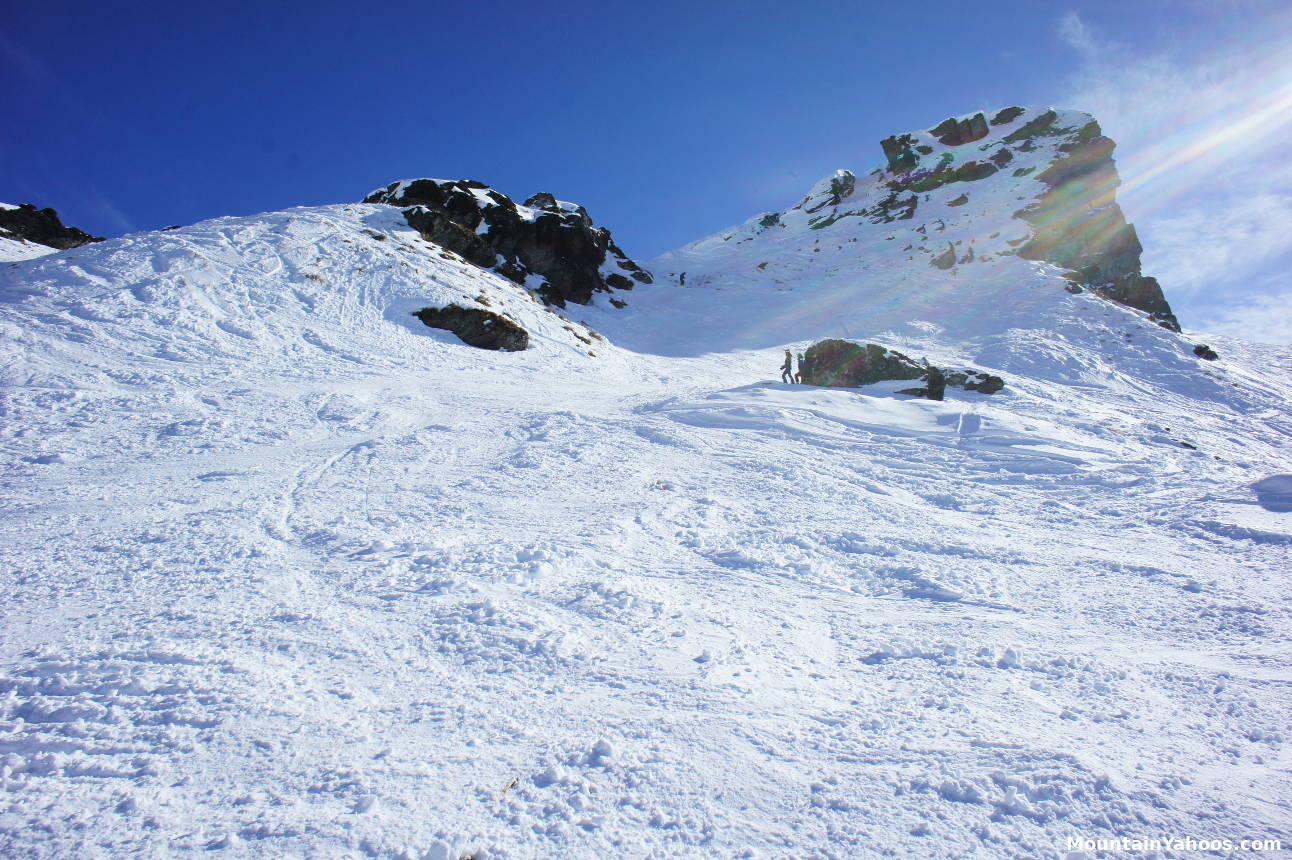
[781,350,795,384]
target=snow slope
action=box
[0,236,57,263]
[1,120,1291,858]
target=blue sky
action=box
[3,1,1289,341]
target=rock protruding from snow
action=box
[794,170,857,213]
[800,339,1004,395]
[801,340,926,387]
[363,178,652,307]
[930,112,990,146]
[0,203,104,250]
[412,304,530,351]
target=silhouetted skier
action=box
[795,352,805,384]
[781,350,795,384]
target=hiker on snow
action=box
[781,350,795,384]
[795,352,805,384]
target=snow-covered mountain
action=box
[1,108,1289,858]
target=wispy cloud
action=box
[1206,279,1292,345]
[1057,12,1096,56]
[1057,10,1292,342]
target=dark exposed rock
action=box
[953,160,998,183]
[1056,120,1103,153]
[365,179,651,307]
[402,206,496,269]
[412,304,529,351]
[1009,121,1181,331]
[823,172,856,208]
[883,146,997,197]
[989,147,1014,168]
[1095,274,1177,325]
[964,373,1004,394]
[931,243,957,269]
[523,191,560,211]
[929,118,959,140]
[863,192,918,224]
[0,203,104,249]
[800,340,926,387]
[880,134,918,173]
[924,366,946,401]
[930,112,989,146]
[990,106,1026,126]
[801,339,1005,396]
[797,171,857,213]
[947,194,969,207]
[1193,344,1219,361]
[1002,109,1060,143]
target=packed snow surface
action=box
[2,115,1291,857]
[0,236,57,263]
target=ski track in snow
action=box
[0,188,1290,855]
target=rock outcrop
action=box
[801,340,926,388]
[0,203,104,250]
[930,112,989,147]
[364,179,651,307]
[874,110,1180,331]
[795,170,857,214]
[1010,117,1179,331]
[412,305,529,351]
[799,339,1004,396]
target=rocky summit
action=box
[364,178,652,308]
[880,108,1179,330]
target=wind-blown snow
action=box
[1,130,1290,857]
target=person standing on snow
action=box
[795,352,806,384]
[781,350,795,384]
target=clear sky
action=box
[3,1,1289,341]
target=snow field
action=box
[0,172,1289,856]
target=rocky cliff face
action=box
[0,203,104,250]
[880,109,1179,330]
[364,179,652,307]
